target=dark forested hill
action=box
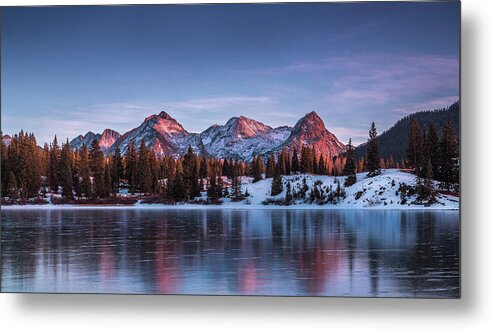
[354,101,460,164]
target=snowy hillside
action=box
[2,169,459,210]
[231,169,458,209]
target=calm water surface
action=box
[1,209,459,297]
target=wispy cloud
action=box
[243,52,459,144]
[267,53,458,98]
[4,52,458,147]
[166,96,273,111]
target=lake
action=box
[1,208,459,297]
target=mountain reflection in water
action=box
[1,209,459,297]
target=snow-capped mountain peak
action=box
[278,111,346,157]
[73,110,345,161]
[223,116,272,139]
[69,131,101,150]
[199,116,291,160]
[109,110,199,157]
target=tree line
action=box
[1,117,459,202]
[0,133,366,201]
[406,118,459,193]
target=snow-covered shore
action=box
[2,170,459,211]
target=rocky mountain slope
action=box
[69,129,120,153]
[199,116,292,160]
[70,110,346,161]
[109,111,202,157]
[275,111,346,157]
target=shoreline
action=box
[1,203,459,211]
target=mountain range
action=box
[2,101,460,163]
[68,111,346,161]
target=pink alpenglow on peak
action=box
[99,129,121,150]
[68,110,346,160]
[69,129,121,153]
[110,110,199,158]
[277,111,347,158]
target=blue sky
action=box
[1,2,459,145]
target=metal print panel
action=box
[0,1,460,297]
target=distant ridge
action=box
[353,101,460,163]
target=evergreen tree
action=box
[49,135,60,193]
[285,181,293,205]
[7,171,18,199]
[406,118,424,175]
[387,155,396,169]
[1,139,9,197]
[300,146,313,174]
[291,149,300,173]
[230,163,243,200]
[137,141,152,193]
[266,154,276,178]
[89,139,105,198]
[366,122,381,177]
[60,141,74,199]
[416,159,437,205]
[343,138,357,187]
[207,173,222,202]
[149,151,160,193]
[79,144,92,198]
[199,157,209,179]
[73,149,82,197]
[285,152,291,175]
[278,149,289,175]
[112,147,124,193]
[424,159,435,197]
[271,163,283,196]
[222,158,231,178]
[42,143,50,182]
[165,166,174,201]
[26,133,41,197]
[426,122,440,179]
[357,158,365,173]
[439,120,459,191]
[172,160,185,201]
[125,142,138,194]
[252,155,263,183]
[6,131,41,198]
[102,163,112,198]
[182,146,200,200]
